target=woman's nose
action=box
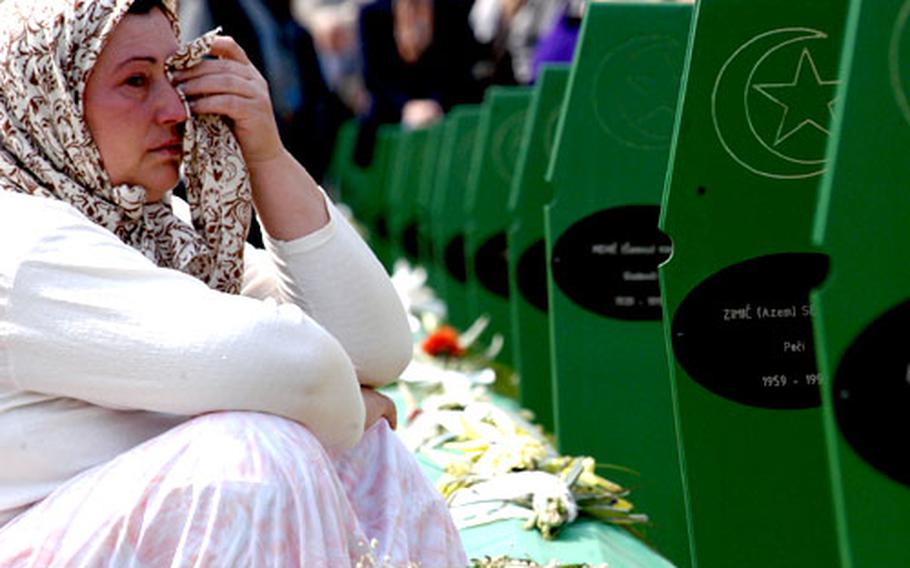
[157,80,188,125]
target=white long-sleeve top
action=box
[0,190,412,526]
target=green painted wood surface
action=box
[544,4,692,565]
[327,120,399,270]
[432,107,482,331]
[331,120,370,222]
[388,127,430,263]
[659,0,849,565]
[506,65,571,432]
[811,0,910,565]
[465,87,533,366]
[326,119,358,202]
[416,122,445,288]
[367,126,401,271]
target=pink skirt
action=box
[0,412,466,567]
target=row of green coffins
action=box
[327,0,910,566]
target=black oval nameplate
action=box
[517,239,548,312]
[671,253,829,409]
[445,234,467,283]
[834,300,910,487]
[551,205,670,320]
[474,232,510,298]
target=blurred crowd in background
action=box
[179,0,587,179]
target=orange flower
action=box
[421,325,464,357]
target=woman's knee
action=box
[333,419,418,485]
[164,411,332,486]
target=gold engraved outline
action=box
[891,0,910,125]
[591,34,683,150]
[711,27,831,180]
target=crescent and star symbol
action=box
[711,28,841,179]
[752,48,839,146]
[594,35,684,149]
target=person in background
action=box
[0,0,466,564]
[293,0,372,115]
[529,0,584,82]
[354,0,483,165]
[470,0,565,85]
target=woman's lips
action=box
[152,140,183,156]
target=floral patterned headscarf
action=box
[0,0,252,294]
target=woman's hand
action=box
[171,36,282,166]
[402,99,443,129]
[361,386,398,431]
[172,35,329,241]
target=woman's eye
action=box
[124,75,148,88]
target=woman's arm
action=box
[249,195,413,387]
[174,36,412,386]
[5,203,365,450]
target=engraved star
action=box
[752,48,840,146]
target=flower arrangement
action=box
[405,400,648,541]
[389,260,649,550]
[422,325,465,358]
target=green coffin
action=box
[325,118,358,203]
[416,122,445,287]
[811,0,910,565]
[388,127,430,264]
[432,107,482,330]
[465,87,533,366]
[507,64,570,432]
[543,3,692,565]
[660,0,849,565]
[369,126,401,271]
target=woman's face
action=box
[394,0,433,63]
[83,8,187,202]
